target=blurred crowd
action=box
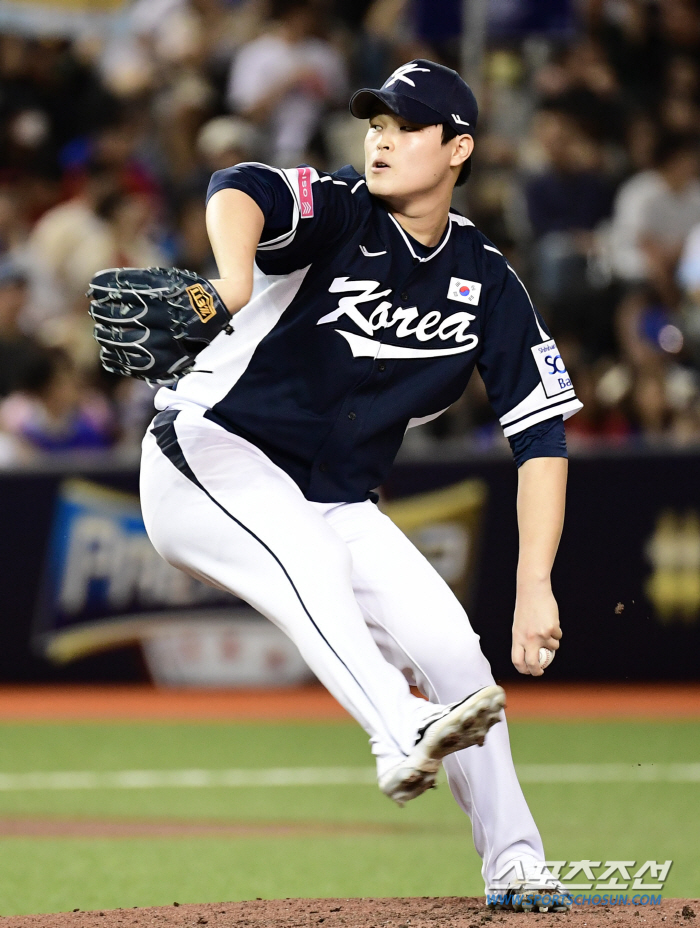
[1,0,700,463]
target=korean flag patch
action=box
[448,277,481,305]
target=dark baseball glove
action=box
[87,267,233,385]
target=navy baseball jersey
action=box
[154,162,582,503]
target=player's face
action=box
[364,110,472,201]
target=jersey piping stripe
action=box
[256,170,298,249]
[502,397,583,437]
[501,391,578,429]
[257,228,296,251]
[500,382,576,426]
[351,179,366,194]
[501,398,579,433]
[387,213,453,263]
[448,213,474,227]
[220,163,301,252]
[151,408,408,760]
[506,264,548,342]
[483,244,502,255]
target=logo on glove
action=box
[186,284,216,323]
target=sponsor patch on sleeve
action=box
[447,277,481,305]
[297,166,314,217]
[531,339,573,397]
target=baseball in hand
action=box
[538,647,554,670]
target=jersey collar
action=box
[387,212,453,263]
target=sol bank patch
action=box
[531,339,573,397]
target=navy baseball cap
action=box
[350,59,478,135]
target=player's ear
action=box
[450,134,474,169]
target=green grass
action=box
[0,719,696,914]
[0,836,481,915]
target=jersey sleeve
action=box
[206,162,360,273]
[477,250,582,437]
[507,415,567,467]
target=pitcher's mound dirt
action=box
[1,897,697,928]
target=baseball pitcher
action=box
[89,59,581,909]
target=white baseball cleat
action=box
[487,863,573,913]
[378,684,506,807]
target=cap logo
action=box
[383,63,430,88]
[452,113,470,126]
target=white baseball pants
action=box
[140,405,544,887]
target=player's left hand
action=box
[87,267,233,385]
[511,581,562,676]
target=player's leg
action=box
[140,408,437,774]
[321,499,544,889]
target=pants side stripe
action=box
[150,408,407,758]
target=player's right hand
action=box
[511,582,562,676]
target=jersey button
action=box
[319,463,327,472]
[400,291,408,301]
[378,362,386,372]
[348,411,356,420]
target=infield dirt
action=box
[0,684,699,721]
[1,897,697,928]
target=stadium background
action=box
[0,0,698,918]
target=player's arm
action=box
[204,162,354,306]
[206,188,265,314]
[475,246,582,676]
[89,166,300,385]
[512,455,567,676]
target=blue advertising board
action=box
[33,479,241,665]
[1,448,700,682]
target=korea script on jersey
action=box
[317,277,479,359]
